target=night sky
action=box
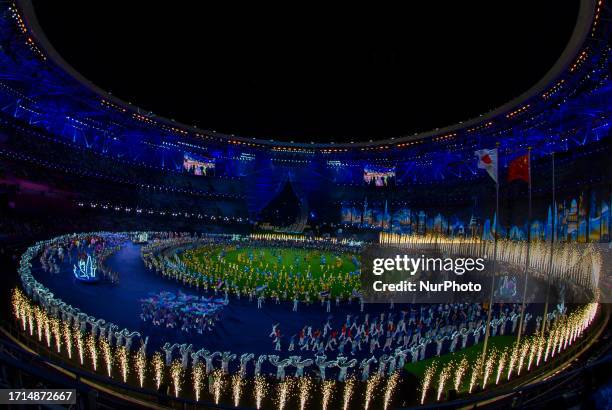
[31,1,579,142]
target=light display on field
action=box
[183,153,215,176]
[73,254,98,282]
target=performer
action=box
[359,356,377,381]
[179,344,193,369]
[269,323,280,338]
[335,355,357,382]
[122,330,140,352]
[162,342,179,366]
[288,334,296,352]
[376,354,389,376]
[254,355,267,377]
[268,355,292,380]
[202,350,221,374]
[239,353,255,376]
[221,351,236,374]
[394,347,408,369]
[315,354,337,381]
[289,356,313,377]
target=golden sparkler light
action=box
[43,314,51,348]
[536,335,545,367]
[437,363,452,401]
[86,334,98,371]
[420,362,436,404]
[192,362,204,401]
[342,377,354,410]
[10,289,21,322]
[321,379,335,410]
[254,375,269,410]
[152,352,164,390]
[62,322,72,358]
[495,348,507,385]
[232,373,244,407]
[26,304,34,336]
[170,359,183,398]
[549,327,558,359]
[100,338,113,377]
[384,372,400,409]
[210,369,226,405]
[507,344,519,380]
[276,377,295,410]
[517,341,529,376]
[527,337,536,371]
[299,376,313,410]
[365,374,382,410]
[562,322,570,352]
[74,326,85,366]
[135,351,146,388]
[115,346,128,382]
[34,306,43,342]
[50,317,61,353]
[482,349,496,389]
[544,330,553,362]
[15,291,26,331]
[454,356,468,391]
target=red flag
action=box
[508,154,530,183]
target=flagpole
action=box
[541,152,555,335]
[481,142,500,365]
[517,147,532,344]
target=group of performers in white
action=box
[269,303,533,359]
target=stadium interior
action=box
[0,1,610,409]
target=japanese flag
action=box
[475,148,498,183]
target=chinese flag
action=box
[508,154,530,183]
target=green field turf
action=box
[405,335,517,392]
[221,247,357,276]
[180,246,360,299]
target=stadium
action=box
[0,1,610,409]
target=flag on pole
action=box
[508,154,530,182]
[475,148,498,183]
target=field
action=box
[180,245,360,299]
[405,335,517,393]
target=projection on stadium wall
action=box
[363,165,395,186]
[340,190,612,243]
[183,152,215,176]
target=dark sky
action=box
[31,1,579,142]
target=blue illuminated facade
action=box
[0,0,609,240]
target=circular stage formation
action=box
[10,231,602,409]
[178,243,360,301]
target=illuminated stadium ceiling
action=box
[31,1,579,143]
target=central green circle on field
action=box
[179,246,361,300]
